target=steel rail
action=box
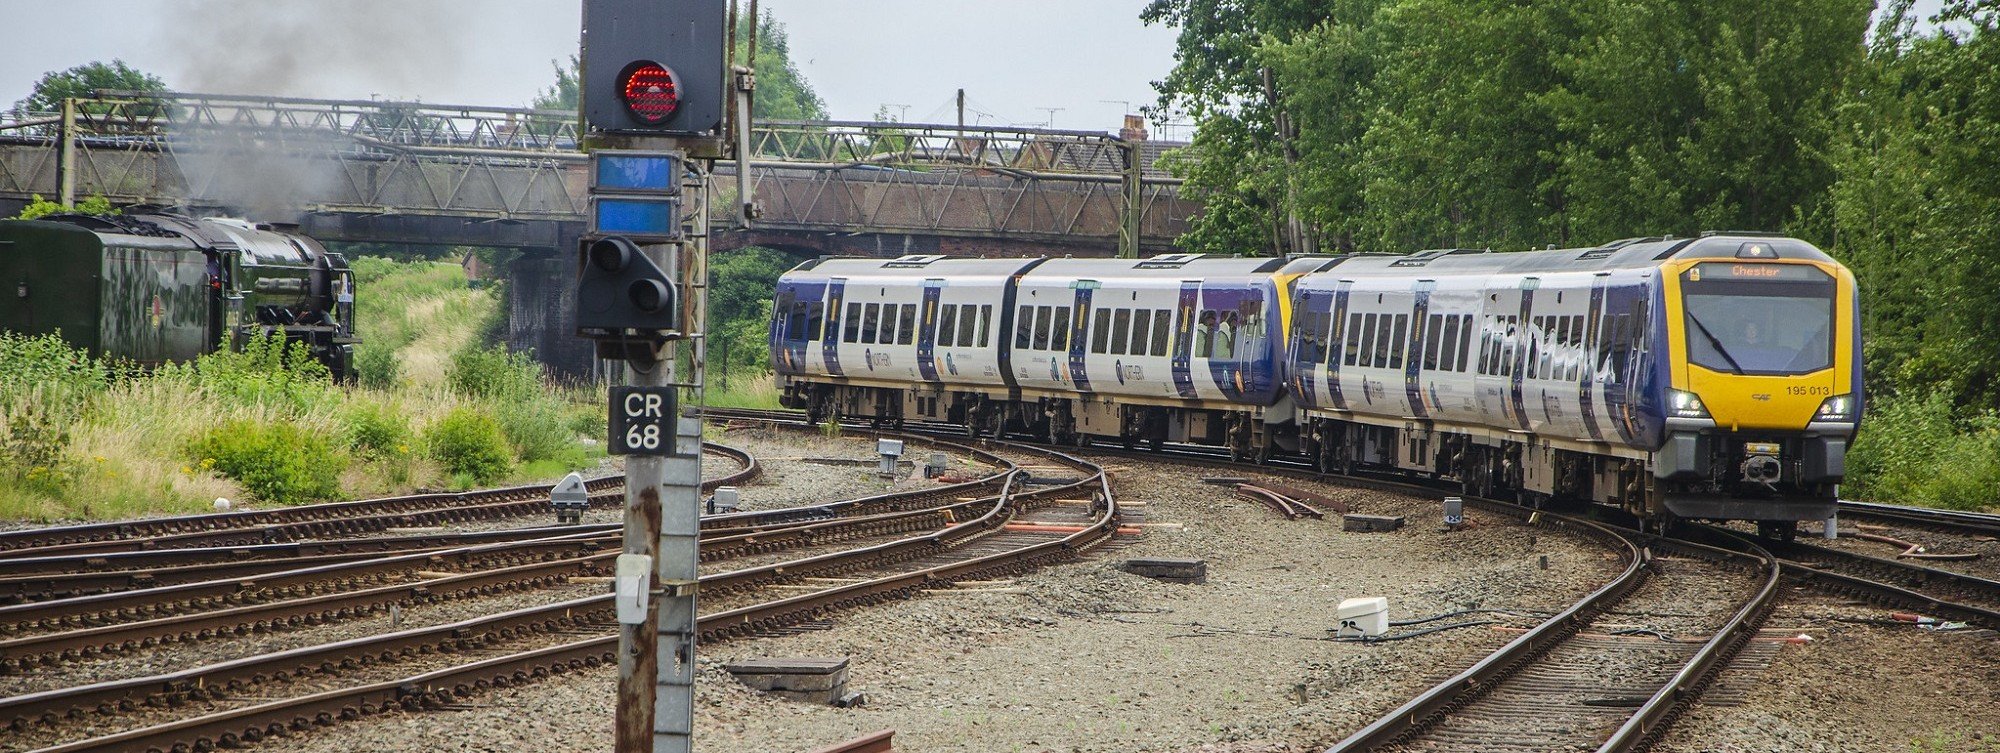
[1836,499,2000,539]
[23,435,1113,753]
[0,443,755,557]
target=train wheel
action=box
[1756,521,1797,542]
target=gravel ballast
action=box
[280,455,1622,753]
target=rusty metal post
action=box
[57,98,77,209]
[1119,137,1142,259]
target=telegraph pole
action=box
[575,2,737,751]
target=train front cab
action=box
[1651,237,1861,531]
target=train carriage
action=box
[772,253,1304,454]
[1289,234,1860,530]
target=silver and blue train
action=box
[771,235,1862,533]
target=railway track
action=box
[5,418,1120,753]
[0,442,758,560]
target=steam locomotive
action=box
[0,211,358,377]
[772,234,1862,536]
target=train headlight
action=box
[1815,394,1856,422]
[1669,389,1710,419]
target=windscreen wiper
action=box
[1685,313,1745,374]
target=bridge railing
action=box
[0,92,1191,253]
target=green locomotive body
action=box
[0,212,357,376]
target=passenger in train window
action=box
[1195,310,1217,357]
[1216,311,1239,359]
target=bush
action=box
[497,398,584,465]
[1845,391,2000,512]
[446,347,540,401]
[352,342,401,389]
[169,330,334,411]
[424,407,513,485]
[187,420,345,505]
[344,400,413,460]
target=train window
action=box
[1571,315,1586,380]
[861,304,880,345]
[940,305,960,348]
[1502,316,1519,377]
[843,303,861,343]
[979,305,993,347]
[1093,309,1112,354]
[806,303,825,341]
[1389,314,1408,369]
[1051,307,1071,352]
[1107,309,1128,355]
[1194,310,1214,358]
[1152,309,1172,356]
[896,305,915,345]
[1014,305,1033,349]
[1130,310,1152,355]
[1373,314,1392,368]
[957,304,978,347]
[1439,315,1460,371]
[1464,314,1480,370]
[1423,315,1443,370]
[1358,314,1378,368]
[1025,306,1046,350]
[879,304,898,345]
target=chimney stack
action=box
[1120,114,1149,141]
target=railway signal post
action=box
[576,0,742,751]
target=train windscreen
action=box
[1679,263,1835,375]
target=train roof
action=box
[1,213,323,266]
[1313,234,1837,279]
[787,253,1293,281]
[786,255,1041,279]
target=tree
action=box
[532,55,581,113]
[16,60,166,113]
[706,246,797,378]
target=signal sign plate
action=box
[609,386,677,456]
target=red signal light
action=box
[619,61,681,124]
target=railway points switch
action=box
[1336,597,1390,639]
[552,472,590,525]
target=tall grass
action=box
[0,259,604,522]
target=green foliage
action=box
[446,347,542,401]
[532,54,581,112]
[708,246,794,380]
[1846,392,2000,511]
[736,11,830,121]
[11,194,119,220]
[424,407,514,485]
[343,400,413,461]
[164,330,333,411]
[352,342,401,389]
[1827,0,2000,406]
[187,420,345,505]
[1148,0,1868,252]
[15,60,167,113]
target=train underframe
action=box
[1296,413,1839,537]
[781,378,1294,461]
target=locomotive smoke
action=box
[152,0,476,222]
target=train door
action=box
[1404,280,1436,420]
[1068,280,1096,391]
[823,278,847,376]
[1171,281,1199,398]
[917,279,943,382]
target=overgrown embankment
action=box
[0,258,602,522]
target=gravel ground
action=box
[280,456,1622,753]
[1654,592,2000,752]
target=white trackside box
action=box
[1336,597,1389,638]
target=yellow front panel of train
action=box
[1664,258,1856,432]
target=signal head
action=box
[619,61,681,125]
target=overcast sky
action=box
[2,1,1183,135]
